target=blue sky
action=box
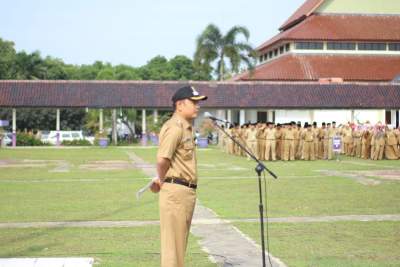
[1,0,304,67]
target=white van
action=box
[43,131,92,145]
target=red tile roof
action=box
[233,54,400,81]
[0,80,399,109]
[279,0,324,31]
[257,14,400,52]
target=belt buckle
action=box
[170,178,175,184]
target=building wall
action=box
[317,0,400,14]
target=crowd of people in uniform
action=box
[217,121,400,161]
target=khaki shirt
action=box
[265,128,276,140]
[157,113,197,184]
[247,129,258,142]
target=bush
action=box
[61,139,92,146]
[16,133,49,146]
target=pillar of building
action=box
[141,109,147,146]
[309,110,315,123]
[12,108,16,147]
[268,110,274,122]
[56,109,60,146]
[153,109,158,124]
[227,109,232,127]
[112,108,117,145]
[239,109,246,125]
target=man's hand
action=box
[150,177,163,193]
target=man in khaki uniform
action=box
[385,126,400,159]
[151,85,207,267]
[247,123,258,160]
[319,122,326,159]
[275,124,283,160]
[373,126,386,160]
[302,123,315,160]
[293,122,301,160]
[257,123,266,161]
[282,122,295,161]
[312,122,319,159]
[264,122,276,161]
[361,128,372,159]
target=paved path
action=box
[1,214,399,229]
[0,258,93,267]
[126,151,285,267]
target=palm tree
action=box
[194,24,256,81]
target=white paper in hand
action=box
[136,177,159,200]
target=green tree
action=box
[194,24,255,80]
[14,51,47,79]
[0,38,16,79]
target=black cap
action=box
[171,86,208,103]
[322,122,326,126]
[313,122,317,126]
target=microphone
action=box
[204,112,231,124]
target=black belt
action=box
[164,177,197,189]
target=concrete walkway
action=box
[0,258,93,267]
[1,214,399,229]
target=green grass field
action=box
[0,146,399,266]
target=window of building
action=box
[259,56,263,62]
[327,42,356,50]
[274,49,278,56]
[358,42,386,51]
[295,42,323,50]
[269,51,273,58]
[285,43,290,52]
[257,112,267,123]
[389,43,400,51]
[279,46,284,54]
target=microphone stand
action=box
[212,120,278,267]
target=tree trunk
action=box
[219,54,224,81]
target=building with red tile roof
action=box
[234,0,400,82]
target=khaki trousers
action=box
[160,183,196,267]
[283,140,295,161]
[303,141,315,160]
[265,140,276,161]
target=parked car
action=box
[42,131,94,145]
[1,132,12,146]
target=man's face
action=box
[176,99,200,119]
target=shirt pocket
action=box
[182,142,194,160]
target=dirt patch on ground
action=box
[0,159,65,169]
[79,160,134,171]
[358,170,400,181]
[318,170,381,185]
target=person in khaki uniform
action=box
[257,123,266,161]
[264,122,276,161]
[151,85,207,267]
[302,123,315,160]
[282,122,295,161]
[370,128,377,159]
[246,123,258,160]
[275,124,283,160]
[361,128,372,159]
[373,126,386,160]
[293,122,301,160]
[385,126,400,159]
[239,125,248,157]
[319,122,326,159]
[312,122,319,159]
